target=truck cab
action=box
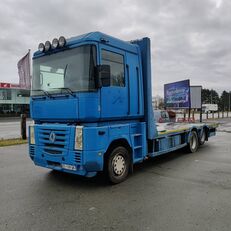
[31,32,144,122]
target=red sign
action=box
[0,82,20,89]
[11,83,21,89]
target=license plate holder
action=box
[61,164,77,171]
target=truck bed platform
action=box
[156,122,217,136]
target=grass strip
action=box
[0,138,28,147]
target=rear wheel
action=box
[186,130,199,153]
[106,146,130,184]
[199,129,206,145]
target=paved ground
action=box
[0,118,32,139]
[0,119,231,231]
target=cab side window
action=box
[101,50,125,87]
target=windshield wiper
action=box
[52,87,76,97]
[63,64,68,80]
[32,89,51,98]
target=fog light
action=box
[59,36,66,47]
[38,43,45,52]
[52,38,59,49]
[44,41,51,51]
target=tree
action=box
[152,95,164,109]
[201,89,219,105]
[220,91,230,111]
[201,88,211,104]
[210,89,220,105]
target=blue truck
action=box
[29,32,216,183]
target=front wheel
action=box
[106,146,130,184]
[186,130,199,153]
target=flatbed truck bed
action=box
[156,122,217,136]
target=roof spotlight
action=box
[59,36,66,47]
[44,41,51,51]
[38,43,45,52]
[52,38,59,49]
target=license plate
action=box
[61,164,77,171]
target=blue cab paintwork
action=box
[29,32,216,178]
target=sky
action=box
[0,0,230,96]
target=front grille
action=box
[39,128,69,155]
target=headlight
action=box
[44,41,51,51]
[59,36,66,47]
[75,126,83,150]
[38,43,45,52]
[30,126,35,145]
[52,38,59,49]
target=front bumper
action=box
[29,145,103,177]
[29,124,105,177]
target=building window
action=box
[101,50,125,87]
[0,89,11,100]
[17,89,30,97]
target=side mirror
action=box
[96,65,111,88]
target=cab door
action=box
[99,45,128,119]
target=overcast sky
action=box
[0,0,230,96]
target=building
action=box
[0,82,30,116]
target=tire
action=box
[199,129,206,145]
[106,146,130,184]
[186,130,199,153]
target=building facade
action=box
[0,82,30,116]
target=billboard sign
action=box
[190,86,202,109]
[164,79,190,108]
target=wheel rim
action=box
[191,134,197,150]
[112,154,126,176]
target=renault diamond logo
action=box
[49,132,56,143]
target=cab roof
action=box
[33,31,139,58]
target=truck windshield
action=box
[32,45,96,96]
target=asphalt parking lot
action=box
[0,118,33,139]
[0,119,231,231]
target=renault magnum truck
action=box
[29,32,216,183]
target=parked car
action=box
[154,110,170,123]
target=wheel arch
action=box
[103,138,133,171]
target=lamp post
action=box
[229,91,230,112]
[211,89,213,104]
[229,91,231,118]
